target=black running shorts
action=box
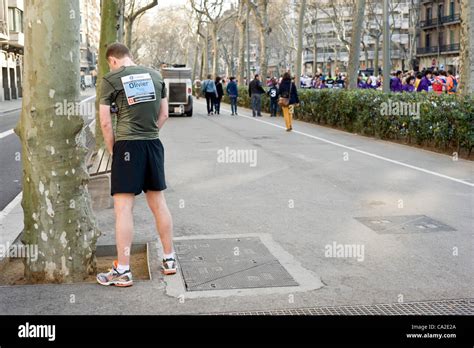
[111,138,167,196]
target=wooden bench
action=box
[87,147,112,177]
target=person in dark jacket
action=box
[267,78,279,117]
[279,72,299,131]
[202,74,218,115]
[390,70,403,92]
[248,74,266,117]
[214,76,224,115]
[417,70,433,92]
[402,76,416,92]
[226,77,239,115]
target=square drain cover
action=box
[175,237,298,291]
[355,215,456,234]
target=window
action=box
[449,1,455,16]
[426,7,432,21]
[426,33,431,48]
[8,8,23,33]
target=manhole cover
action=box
[175,237,298,291]
[354,215,456,234]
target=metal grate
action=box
[211,298,474,316]
[354,215,456,234]
[175,237,298,291]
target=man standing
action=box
[202,74,218,115]
[97,43,176,287]
[226,76,239,115]
[249,74,266,117]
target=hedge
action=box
[221,87,474,156]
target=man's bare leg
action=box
[145,190,174,254]
[114,193,135,266]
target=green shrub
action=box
[222,87,473,155]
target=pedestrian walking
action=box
[278,72,299,132]
[226,76,239,115]
[249,74,266,117]
[267,78,279,117]
[202,74,218,115]
[96,43,176,287]
[193,78,202,99]
[214,76,224,115]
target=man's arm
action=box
[157,97,169,130]
[99,104,115,155]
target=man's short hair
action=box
[106,43,131,59]
[207,74,212,79]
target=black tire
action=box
[185,96,193,116]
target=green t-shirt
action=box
[99,65,166,141]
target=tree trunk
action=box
[14,0,100,283]
[459,0,473,95]
[125,17,132,49]
[347,0,366,89]
[211,24,218,76]
[95,0,119,149]
[374,37,380,76]
[312,39,318,75]
[295,0,306,86]
[192,35,200,81]
[236,1,246,86]
[203,27,209,77]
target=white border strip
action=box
[0,192,22,225]
[0,129,14,139]
[196,100,474,188]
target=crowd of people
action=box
[193,73,299,131]
[386,69,459,94]
[191,66,460,132]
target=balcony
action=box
[417,46,439,55]
[420,13,460,28]
[416,43,460,56]
[440,43,460,53]
[440,13,460,24]
[420,18,438,28]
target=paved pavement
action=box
[0,97,472,314]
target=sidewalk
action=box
[0,99,22,114]
[0,99,472,315]
[0,88,96,116]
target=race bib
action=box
[121,73,156,105]
[270,90,277,98]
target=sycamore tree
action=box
[15,0,100,282]
[459,0,473,95]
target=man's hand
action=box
[99,104,115,155]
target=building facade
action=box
[0,0,24,102]
[302,0,412,77]
[416,0,461,73]
[80,0,100,86]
